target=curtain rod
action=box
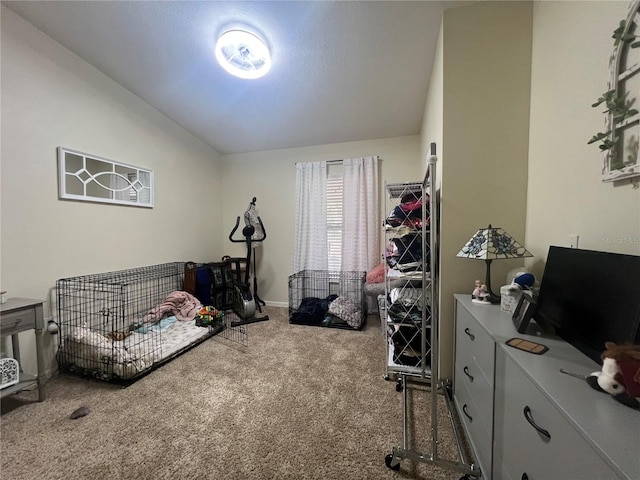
[295,156,380,165]
[294,160,341,165]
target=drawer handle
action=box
[464,327,475,341]
[463,366,474,382]
[521,474,529,480]
[523,405,550,440]
[462,403,473,422]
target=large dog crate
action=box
[288,270,366,329]
[56,262,245,383]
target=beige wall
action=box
[421,18,444,170]
[526,0,640,278]
[421,1,533,379]
[1,7,224,375]
[220,136,423,305]
[422,0,640,381]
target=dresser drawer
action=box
[455,353,493,433]
[1,307,36,335]
[494,348,617,480]
[454,377,492,478]
[456,306,495,383]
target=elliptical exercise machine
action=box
[227,197,269,325]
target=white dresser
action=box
[453,294,640,480]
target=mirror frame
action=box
[602,0,640,183]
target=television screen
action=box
[534,246,640,365]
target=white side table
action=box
[1,298,47,401]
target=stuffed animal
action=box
[586,341,640,410]
[513,272,535,290]
[194,306,224,328]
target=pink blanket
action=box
[143,291,201,324]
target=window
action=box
[293,156,378,274]
[326,170,343,271]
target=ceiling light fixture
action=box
[215,30,271,79]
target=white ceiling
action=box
[4,0,465,155]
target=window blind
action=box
[327,174,343,271]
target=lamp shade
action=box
[456,225,532,260]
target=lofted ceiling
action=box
[4,0,465,155]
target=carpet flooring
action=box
[1,307,470,480]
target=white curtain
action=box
[341,156,379,272]
[293,161,328,273]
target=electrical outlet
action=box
[569,234,579,249]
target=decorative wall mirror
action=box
[590,0,640,183]
[57,147,153,207]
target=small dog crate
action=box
[288,270,366,329]
[56,262,237,383]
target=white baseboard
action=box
[264,301,288,308]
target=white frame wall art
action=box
[57,147,154,208]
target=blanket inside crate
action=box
[59,320,212,379]
[290,294,363,329]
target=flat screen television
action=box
[534,246,640,365]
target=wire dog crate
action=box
[56,262,245,383]
[288,270,366,329]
